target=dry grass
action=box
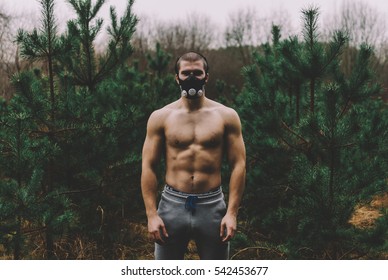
[349,192,388,229]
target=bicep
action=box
[142,112,165,169]
[225,111,246,165]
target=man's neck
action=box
[181,95,206,112]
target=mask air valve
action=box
[188,88,196,96]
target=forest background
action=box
[0,0,387,260]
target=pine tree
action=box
[1,0,141,259]
[237,7,387,259]
[54,0,139,258]
[9,0,75,259]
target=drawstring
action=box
[185,196,198,214]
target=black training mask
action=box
[178,74,206,99]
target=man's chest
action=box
[164,111,225,149]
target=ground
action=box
[1,192,387,259]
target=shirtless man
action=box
[141,52,246,260]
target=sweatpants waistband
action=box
[163,184,223,203]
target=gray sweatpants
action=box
[155,185,229,260]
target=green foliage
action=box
[62,0,138,92]
[147,42,172,78]
[237,9,387,259]
[0,70,77,259]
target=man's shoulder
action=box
[207,99,239,118]
[150,100,178,116]
[206,100,241,131]
[148,100,179,128]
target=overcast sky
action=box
[1,0,387,26]
[1,0,387,46]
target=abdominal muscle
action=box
[165,144,223,193]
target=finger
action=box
[155,239,165,245]
[222,227,235,242]
[154,232,165,245]
[150,229,164,244]
[220,222,225,238]
[161,225,169,238]
[222,230,231,242]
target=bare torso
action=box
[161,98,229,193]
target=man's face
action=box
[175,60,207,83]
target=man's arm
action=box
[141,110,168,244]
[220,108,246,242]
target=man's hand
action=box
[220,213,237,242]
[147,214,168,245]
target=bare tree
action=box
[341,0,386,48]
[224,6,293,64]
[149,13,217,53]
[186,13,217,50]
[324,0,387,56]
[323,0,388,94]
[224,7,256,64]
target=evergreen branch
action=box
[0,120,12,128]
[93,0,137,84]
[338,97,352,120]
[66,0,81,17]
[106,6,118,37]
[301,6,319,50]
[29,127,79,137]
[16,29,48,60]
[320,31,347,74]
[0,139,13,148]
[57,187,99,196]
[277,131,308,152]
[246,153,265,165]
[335,143,356,149]
[40,0,58,38]
[89,18,104,41]
[281,120,309,144]
[91,0,106,20]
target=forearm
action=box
[141,166,168,243]
[226,163,246,216]
[141,167,159,217]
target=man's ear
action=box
[205,73,209,83]
[175,74,180,85]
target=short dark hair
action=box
[174,51,209,74]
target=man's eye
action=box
[182,71,203,76]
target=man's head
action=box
[175,52,209,99]
[175,52,209,75]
